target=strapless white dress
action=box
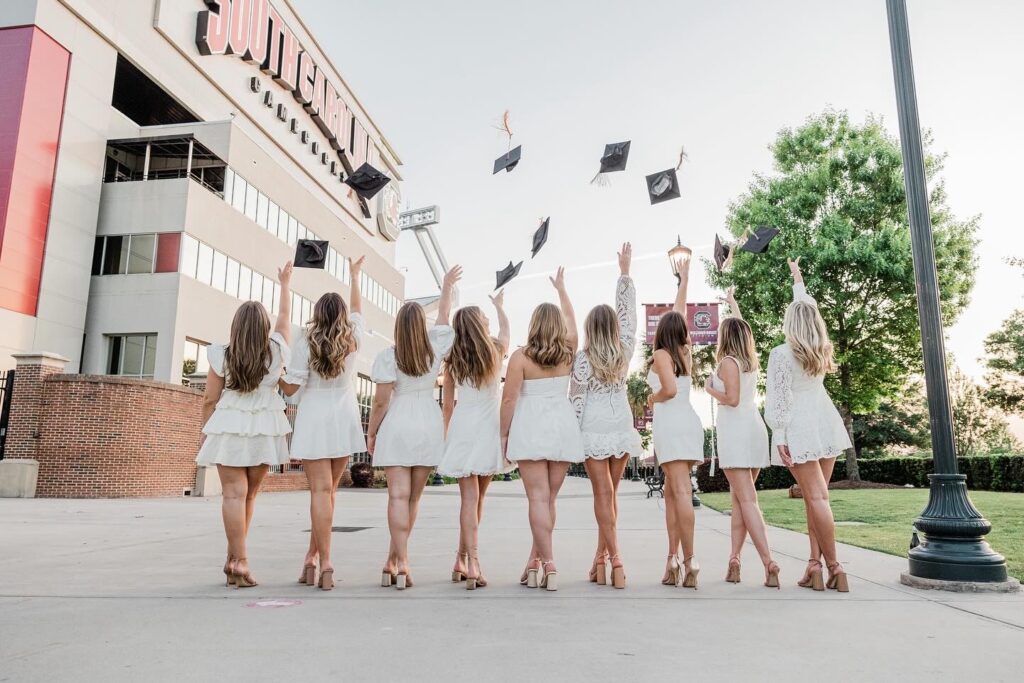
[647,371,704,464]
[507,376,585,463]
[438,380,512,477]
[710,359,770,469]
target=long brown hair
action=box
[648,311,691,377]
[447,306,502,388]
[584,304,627,385]
[224,301,272,393]
[716,318,759,373]
[524,303,573,369]
[394,302,434,377]
[307,292,356,380]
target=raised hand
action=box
[549,266,567,291]
[277,260,293,286]
[717,285,737,307]
[443,264,463,291]
[349,255,365,276]
[488,289,505,309]
[618,242,633,276]
[788,257,803,283]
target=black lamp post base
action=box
[907,474,1009,583]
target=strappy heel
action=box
[381,563,397,588]
[589,552,609,585]
[223,557,236,587]
[466,550,484,590]
[452,551,468,583]
[681,556,700,590]
[299,562,317,586]
[539,560,558,592]
[826,561,850,593]
[798,559,821,588]
[524,557,542,588]
[663,554,681,586]
[232,558,258,588]
[764,561,781,589]
[318,567,335,591]
[725,556,741,584]
[808,561,825,591]
[610,555,625,589]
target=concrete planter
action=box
[0,459,39,498]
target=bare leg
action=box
[401,466,432,576]
[384,466,411,575]
[218,465,249,575]
[519,460,556,568]
[728,489,747,559]
[304,459,336,572]
[790,461,839,566]
[806,457,836,561]
[455,477,479,577]
[585,458,619,568]
[662,461,697,560]
[243,464,268,534]
[724,468,773,566]
[476,475,492,522]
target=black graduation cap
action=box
[740,225,781,254]
[531,217,549,258]
[344,162,391,200]
[495,261,523,290]
[590,141,631,185]
[713,235,732,273]
[645,169,680,204]
[295,239,328,269]
[493,145,522,174]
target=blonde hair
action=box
[583,304,628,385]
[307,292,356,380]
[717,318,759,373]
[524,303,573,369]
[224,301,272,393]
[447,306,502,388]
[394,302,434,377]
[783,301,836,376]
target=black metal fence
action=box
[0,369,13,460]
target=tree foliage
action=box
[983,309,1024,415]
[950,365,1019,455]
[707,110,978,477]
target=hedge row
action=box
[694,455,1024,493]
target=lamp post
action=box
[666,237,701,508]
[886,0,1009,586]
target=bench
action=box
[645,471,664,499]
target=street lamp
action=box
[886,0,1011,587]
[667,236,692,284]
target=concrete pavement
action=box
[2,477,1023,682]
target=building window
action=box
[107,334,157,377]
[182,338,209,377]
[180,234,199,278]
[91,234,159,275]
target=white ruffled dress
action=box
[764,283,853,465]
[437,380,513,478]
[196,332,292,467]
[569,274,643,460]
[370,326,455,468]
[284,314,367,460]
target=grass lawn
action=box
[699,488,1024,581]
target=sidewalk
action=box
[1,476,1022,682]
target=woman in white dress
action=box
[196,261,294,588]
[280,255,367,591]
[501,268,584,592]
[438,290,511,590]
[703,286,779,588]
[765,258,852,592]
[569,243,641,589]
[368,265,460,590]
[647,249,704,589]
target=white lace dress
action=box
[438,380,513,477]
[570,275,643,459]
[507,375,585,464]
[764,284,852,465]
[709,357,770,469]
[196,332,292,467]
[370,326,455,468]
[284,314,367,460]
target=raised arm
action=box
[435,265,462,326]
[274,261,293,342]
[718,285,742,320]
[672,249,691,314]
[617,243,637,354]
[349,255,365,315]
[488,289,511,354]
[789,256,817,306]
[550,267,578,352]
[499,350,526,456]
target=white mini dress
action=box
[764,284,852,465]
[710,358,770,469]
[284,314,367,460]
[438,379,512,478]
[507,375,585,464]
[647,371,704,464]
[370,326,455,468]
[196,332,292,467]
[569,275,643,460]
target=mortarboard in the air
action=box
[740,225,781,254]
[645,169,680,204]
[590,141,631,185]
[495,260,523,290]
[713,234,733,273]
[344,162,391,200]
[531,217,549,258]
[493,145,522,174]
[295,239,328,269]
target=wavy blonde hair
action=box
[394,302,434,377]
[524,303,573,369]
[306,292,356,380]
[224,301,272,393]
[447,306,502,388]
[783,300,836,376]
[716,318,760,373]
[583,304,628,385]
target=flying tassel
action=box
[495,110,513,150]
[676,145,689,171]
[589,171,612,187]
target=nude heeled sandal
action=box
[539,561,558,592]
[725,556,741,584]
[452,551,467,583]
[764,561,781,589]
[610,556,626,589]
[662,554,680,586]
[680,556,700,589]
[826,562,850,593]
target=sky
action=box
[295,0,1024,383]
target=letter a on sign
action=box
[196,0,231,56]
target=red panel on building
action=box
[155,233,181,273]
[0,26,71,317]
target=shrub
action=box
[350,462,374,488]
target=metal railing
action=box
[104,168,225,198]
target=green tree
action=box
[852,377,930,457]
[708,110,978,479]
[982,309,1024,415]
[950,365,1019,455]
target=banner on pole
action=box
[644,302,721,346]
